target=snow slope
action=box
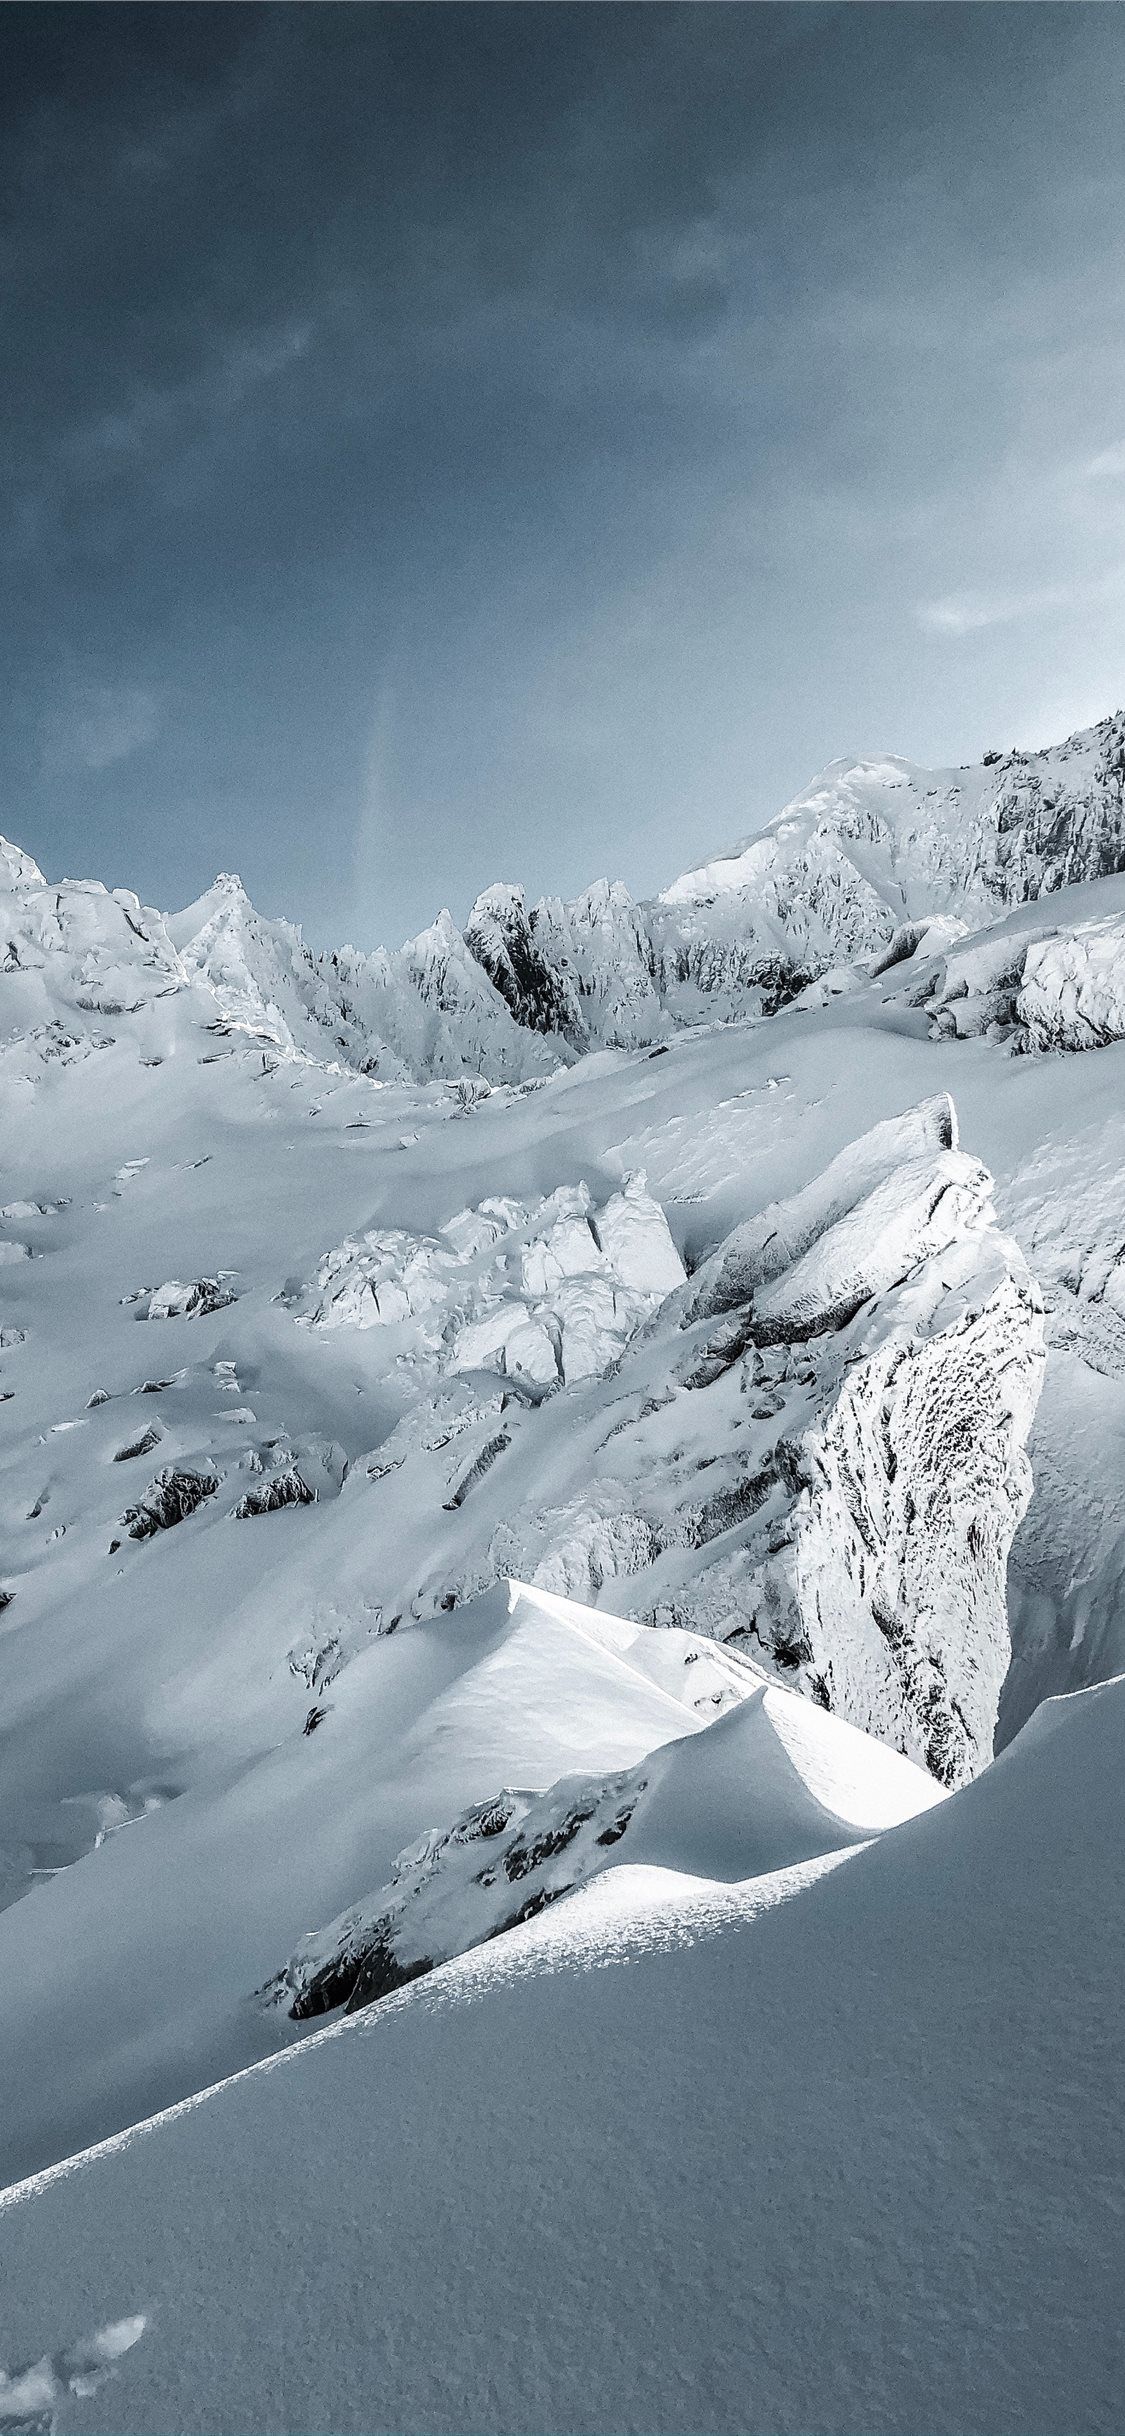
[0,1670,1120,2436]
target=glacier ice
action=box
[295,1175,686,1391]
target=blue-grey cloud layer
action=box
[4,4,1125,945]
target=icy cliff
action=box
[323,1097,1043,1784]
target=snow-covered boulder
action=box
[0,860,185,1057]
[1017,915,1125,1050]
[135,1278,237,1321]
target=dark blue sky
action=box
[5,4,1125,946]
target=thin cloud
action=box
[915,571,1125,637]
[70,319,313,466]
[1082,441,1125,482]
[41,684,163,775]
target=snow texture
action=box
[0,1674,1121,2436]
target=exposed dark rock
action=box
[123,1468,218,1539]
[113,1424,163,1463]
[443,1431,510,1510]
[230,1467,314,1519]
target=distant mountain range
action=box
[8,709,1125,1084]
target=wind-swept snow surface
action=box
[0,1674,1121,2436]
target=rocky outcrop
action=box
[122,1467,218,1539]
[132,1278,237,1322]
[231,1467,315,1519]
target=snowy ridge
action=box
[269,1653,944,2021]
[667,709,1125,928]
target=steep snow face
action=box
[294,1176,684,1388]
[381,910,563,1083]
[313,923,561,1088]
[0,837,46,889]
[167,875,339,1061]
[780,1228,1042,1783]
[466,879,666,1049]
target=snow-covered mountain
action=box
[171,705,1125,1059]
[4,709,1125,2432]
[7,709,1125,1087]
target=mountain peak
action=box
[0,834,47,890]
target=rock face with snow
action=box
[167,878,558,1084]
[915,905,1125,1053]
[465,879,666,1049]
[319,1096,1044,1785]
